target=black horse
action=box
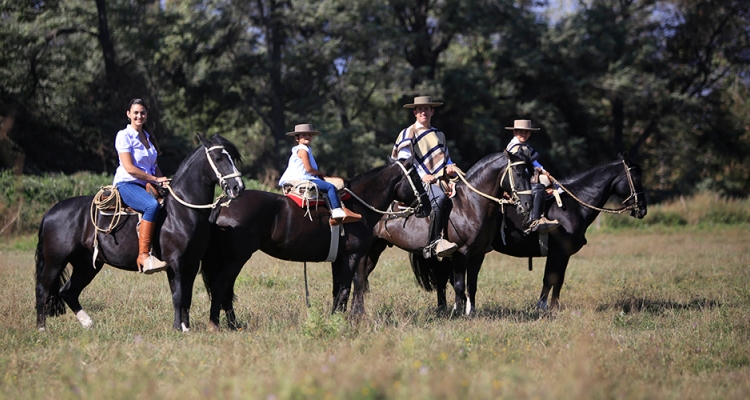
[35,134,245,331]
[359,151,533,314]
[200,157,429,329]
[418,153,647,312]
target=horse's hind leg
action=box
[35,258,68,331]
[35,238,73,331]
[59,255,103,329]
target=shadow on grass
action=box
[597,296,721,315]
[471,305,555,322]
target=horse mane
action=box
[463,152,509,182]
[211,134,243,164]
[557,159,622,189]
[349,162,392,186]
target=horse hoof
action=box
[536,300,548,310]
[76,310,93,329]
[38,327,46,333]
[181,322,190,332]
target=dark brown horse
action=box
[358,151,533,315]
[35,134,245,331]
[200,157,429,329]
[419,153,647,312]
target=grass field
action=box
[1,227,749,399]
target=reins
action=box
[545,159,643,214]
[451,160,532,208]
[342,160,425,217]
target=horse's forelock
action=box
[210,134,243,164]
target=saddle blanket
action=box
[286,191,351,208]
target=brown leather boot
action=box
[137,220,168,274]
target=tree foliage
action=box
[1,0,748,197]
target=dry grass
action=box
[1,228,749,399]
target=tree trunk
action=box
[95,0,118,87]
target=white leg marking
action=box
[181,322,190,332]
[76,310,93,329]
[466,297,473,315]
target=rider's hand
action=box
[446,164,458,177]
[154,176,169,186]
[422,174,436,184]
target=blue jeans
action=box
[310,178,341,209]
[116,181,161,222]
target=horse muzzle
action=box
[222,177,245,199]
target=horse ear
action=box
[196,133,211,148]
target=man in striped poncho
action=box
[391,96,459,259]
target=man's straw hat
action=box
[403,95,444,109]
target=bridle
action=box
[343,160,427,217]
[618,159,644,215]
[545,159,643,215]
[164,145,243,209]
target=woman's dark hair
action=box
[128,98,148,111]
[127,98,161,155]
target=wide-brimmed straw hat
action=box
[505,119,540,131]
[286,123,322,137]
[403,95,444,109]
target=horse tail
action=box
[35,220,67,317]
[409,252,438,291]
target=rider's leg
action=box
[426,183,457,258]
[313,178,361,223]
[117,182,167,273]
[525,183,558,234]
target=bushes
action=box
[0,171,270,236]
[598,193,750,230]
[0,170,113,236]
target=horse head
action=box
[198,134,245,199]
[388,155,431,218]
[504,150,533,216]
[618,152,647,219]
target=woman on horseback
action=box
[113,98,169,274]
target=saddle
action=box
[95,183,165,214]
[282,178,351,208]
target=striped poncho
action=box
[391,123,453,177]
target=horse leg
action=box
[466,254,485,315]
[177,259,202,332]
[549,256,570,309]
[538,252,570,310]
[350,254,369,317]
[59,255,103,329]
[35,247,69,331]
[166,267,187,331]
[207,260,245,331]
[450,255,468,315]
[435,264,449,310]
[221,286,239,330]
[331,258,353,314]
[362,238,389,295]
